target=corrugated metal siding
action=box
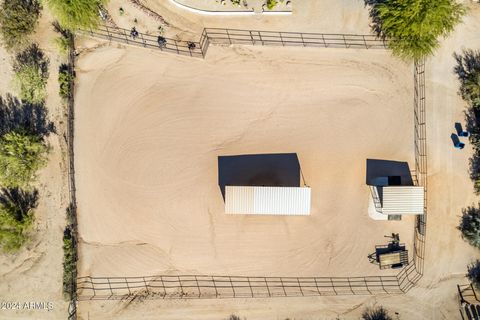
[225,186,254,213]
[225,186,311,215]
[382,186,424,215]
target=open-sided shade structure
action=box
[225,186,311,215]
[381,186,424,215]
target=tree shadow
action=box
[454,50,480,84]
[468,260,480,288]
[454,50,480,104]
[363,0,387,38]
[52,21,72,40]
[13,43,49,78]
[469,151,480,193]
[0,94,55,137]
[0,187,39,222]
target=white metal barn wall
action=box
[382,186,425,215]
[225,186,311,215]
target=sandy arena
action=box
[73,1,480,319]
[75,43,414,280]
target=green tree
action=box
[459,204,480,248]
[62,227,76,296]
[0,0,42,50]
[0,187,38,252]
[0,131,48,188]
[43,0,108,30]
[266,0,277,10]
[362,306,392,320]
[365,0,466,60]
[12,43,49,104]
[58,64,73,99]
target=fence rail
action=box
[77,274,403,300]
[66,36,79,320]
[82,25,204,58]
[75,29,427,302]
[204,28,388,49]
[81,26,389,59]
[396,59,427,292]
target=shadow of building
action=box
[218,153,302,199]
[366,159,414,187]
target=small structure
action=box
[368,234,409,269]
[374,244,409,269]
[225,186,311,215]
[382,186,424,215]
[219,153,310,215]
[366,159,423,220]
[369,185,424,220]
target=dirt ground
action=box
[0,8,69,320]
[74,0,480,320]
[74,42,414,280]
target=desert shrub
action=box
[228,316,241,320]
[43,0,108,31]
[459,204,480,248]
[54,36,71,56]
[63,226,76,297]
[0,131,48,188]
[13,43,49,104]
[0,187,38,252]
[0,0,42,50]
[364,0,466,60]
[362,306,392,320]
[266,0,277,10]
[58,64,73,99]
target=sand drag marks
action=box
[74,41,414,282]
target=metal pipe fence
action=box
[74,29,427,302]
[395,58,427,292]
[81,26,390,58]
[66,36,79,320]
[82,25,205,58]
[203,28,389,49]
[77,274,403,300]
